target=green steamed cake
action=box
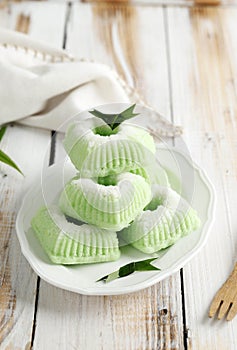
[31,206,120,264]
[63,116,156,177]
[30,109,201,267]
[59,172,152,231]
[120,185,201,254]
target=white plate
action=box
[16,147,215,295]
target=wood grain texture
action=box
[33,3,185,350]
[167,6,237,349]
[34,279,183,350]
[15,13,30,33]
[0,2,67,349]
[4,0,237,7]
[81,0,237,6]
[195,0,220,5]
[0,126,50,350]
[66,3,170,116]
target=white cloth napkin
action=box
[0,29,181,136]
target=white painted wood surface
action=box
[0,126,50,350]
[167,6,237,349]
[0,1,237,350]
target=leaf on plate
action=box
[96,257,160,283]
[89,104,139,130]
[0,149,24,175]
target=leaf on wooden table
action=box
[0,126,7,141]
[0,126,24,175]
[0,149,24,175]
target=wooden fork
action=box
[209,263,237,321]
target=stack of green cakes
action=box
[31,106,201,265]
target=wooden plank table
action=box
[0,1,237,349]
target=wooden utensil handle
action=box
[231,262,237,277]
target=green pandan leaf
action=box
[0,126,24,175]
[119,262,136,278]
[0,126,7,142]
[0,149,24,175]
[89,104,139,130]
[134,258,161,271]
[96,257,160,283]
